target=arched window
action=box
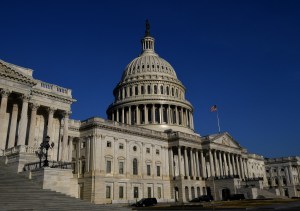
[147,85,151,94]
[172,87,174,96]
[154,85,157,94]
[141,86,145,94]
[135,86,138,95]
[166,87,169,95]
[130,87,133,96]
[133,158,138,175]
[160,85,164,94]
[175,89,178,97]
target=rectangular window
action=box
[119,143,124,149]
[106,160,111,173]
[106,186,111,198]
[119,161,124,174]
[156,149,160,155]
[148,187,152,198]
[157,166,161,176]
[119,186,124,199]
[157,187,162,199]
[134,187,139,198]
[107,141,111,147]
[146,148,150,153]
[81,141,86,148]
[147,165,151,176]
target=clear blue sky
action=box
[1,0,299,158]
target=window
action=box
[172,87,174,96]
[135,86,138,95]
[119,186,124,199]
[157,187,162,199]
[130,87,132,96]
[160,85,164,94]
[156,149,160,155]
[119,161,124,174]
[154,85,157,94]
[106,161,112,173]
[106,186,111,198]
[107,141,111,147]
[81,141,86,148]
[119,143,124,149]
[157,166,161,176]
[133,158,138,175]
[133,146,137,151]
[166,87,169,95]
[134,187,139,198]
[146,148,150,153]
[148,187,152,198]
[147,165,151,176]
[141,86,145,94]
[147,85,151,94]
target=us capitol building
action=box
[0,22,299,204]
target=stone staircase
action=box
[0,157,130,211]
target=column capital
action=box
[0,89,11,97]
[29,103,40,111]
[47,107,56,114]
[63,110,72,118]
[20,94,31,102]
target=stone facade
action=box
[0,22,298,204]
[265,156,300,198]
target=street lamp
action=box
[40,136,54,167]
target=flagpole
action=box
[216,109,221,133]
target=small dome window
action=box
[133,146,137,151]
[157,65,159,68]
[152,65,154,68]
[147,65,149,68]
[142,65,144,68]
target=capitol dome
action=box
[107,21,195,134]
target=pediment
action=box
[212,133,242,149]
[0,59,36,86]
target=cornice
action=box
[32,89,76,104]
[0,68,36,87]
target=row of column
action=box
[168,147,250,180]
[111,104,194,129]
[0,89,70,161]
[117,83,184,101]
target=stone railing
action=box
[34,80,72,97]
[80,117,169,138]
[23,161,75,172]
[4,145,39,156]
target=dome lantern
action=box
[141,19,155,54]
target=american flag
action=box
[210,105,217,112]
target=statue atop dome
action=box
[145,19,150,37]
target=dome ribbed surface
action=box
[121,52,177,81]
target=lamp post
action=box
[40,136,54,167]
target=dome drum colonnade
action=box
[107,21,194,133]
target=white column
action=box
[116,109,119,122]
[178,147,182,176]
[121,107,125,123]
[159,104,163,124]
[167,105,171,124]
[180,108,184,125]
[175,106,179,125]
[213,150,219,176]
[223,152,228,176]
[7,103,18,148]
[236,155,241,178]
[218,151,223,177]
[227,153,233,176]
[152,104,155,123]
[128,106,131,125]
[200,150,206,178]
[62,111,70,161]
[195,150,200,178]
[18,95,30,146]
[28,103,39,147]
[209,149,215,177]
[0,89,10,150]
[68,137,74,162]
[190,149,195,177]
[184,147,189,177]
[169,148,174,177]
[240,157,245,179]
[46,107,55,137]
[136,106,140,124]
[164,147,169,177]
[144,105,148,124]
[232,154,237,175]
